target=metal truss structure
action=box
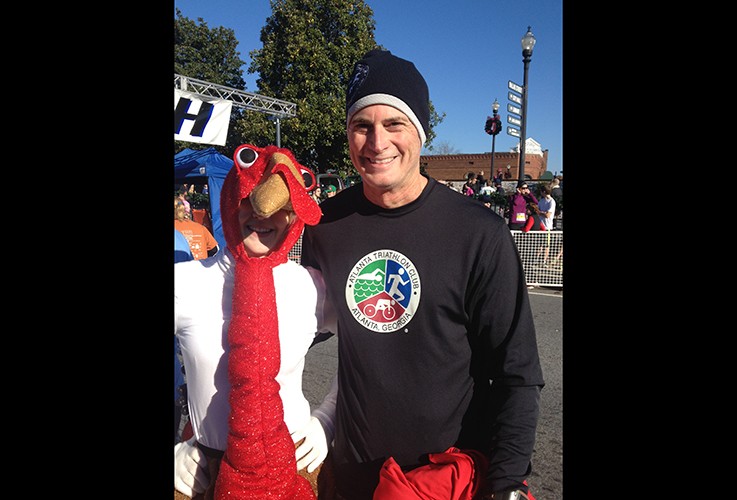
[175,74,297,118]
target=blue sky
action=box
[174,0,563,175]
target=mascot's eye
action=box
[301,168,317,191]
[236,146,258,169]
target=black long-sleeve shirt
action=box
[301,176,544,498]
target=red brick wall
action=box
[420,150,548,183]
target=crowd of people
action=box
[174,48,550,500]
[446,172,562,232]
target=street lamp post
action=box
[268,114,283,147]
[490,98,500,175]
[274,116,282,147]
[518,26,536,184]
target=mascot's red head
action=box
[220,144,321,264]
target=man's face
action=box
[518,185,529,193]
[347,104,422,191]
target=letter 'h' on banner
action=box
[174,89,233,146]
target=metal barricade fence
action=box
[288,234,303,263]
[289,229,563,288]
[511,230,563,287]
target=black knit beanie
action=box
[346,49,429,144]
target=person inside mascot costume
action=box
[174,144,338,500]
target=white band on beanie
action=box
[346,93,427,145]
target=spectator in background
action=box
[325,184,338,199]
[494,168,504,184]
[476,170,486,190]
[508,181,538,230]
[537,184,556,231]
[311,185,323,204]
[174,196,219,260]
[522,203,547,232]
[550,178,563,229]
[550,178,562,204]
[177,185,192,218]
[462,172,477,197]
[478,178,495,200]
[494,179,505,196]
[522,203,553,267]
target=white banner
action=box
[174,89,233,146]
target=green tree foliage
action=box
[175,8,246,89]
[424,102,445,153]
[233,0,376,177]
[235,0,444,177]
[175,8,247,155]
[175,2,444,175]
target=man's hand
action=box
[292,416,330,473]
[174,437,209,496]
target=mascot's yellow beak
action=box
[248,152,305,218]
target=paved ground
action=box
[303,286,563,499]
[524,288,563,500]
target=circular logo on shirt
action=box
[345,250,421,334]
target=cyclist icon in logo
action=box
[364,297,396,320]
[354,260,411,323]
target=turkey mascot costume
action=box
[215,144,322,499]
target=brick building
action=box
[420,137,548,188]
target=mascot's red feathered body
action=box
[214,144,321,499]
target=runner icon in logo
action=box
[345,250,421,333]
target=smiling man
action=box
[301,49,544,500]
